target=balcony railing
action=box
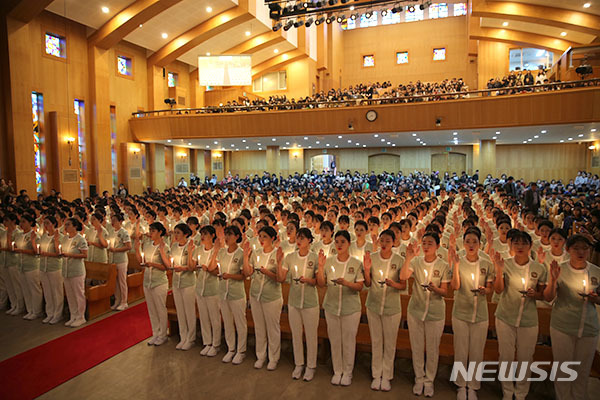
[132,78,600,118]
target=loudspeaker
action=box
[162,68,165,78]
[89,184,97,198]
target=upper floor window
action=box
[45,33,66,59]
[430,3,449,19]
[168,72,179,87]
[433,47,446,61]
[509,48,554,71]
[454,3,467,16]
[406,7,424,22]
[117,55,132,76]
[360,12,378,28]
[382,9,401,25]
[363,55,375,67]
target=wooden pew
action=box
[84,261,116,320]
[126,253,145,303]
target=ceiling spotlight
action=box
[214,141,218,144]
[326,15,333,24]
[492,136,497,139]
[453,132,458,135]
[408,5,415,12]
[541,130,547,133]
[167,139,171,143]
[351,13,358,20]
[305,17,314,27]
[206,6,212,12]
[245,31,251,36]
[374,134,379,137]
[349,5,355,10]
[139,24,143,28]
[304,137,309,140]
[303,1,311,7]
[328,0,338,5]
[205,145,209,148]
[347,139,352,143]
[534,135,539,138]
[380,138,385,142]
[338,135,342,138]
[273,22,282,31]
[579,134,584,137]
[502,21,509,27]
[101,6,109,13]
[336,15,345,23]
[496,131,501,134]
[316,141,320,144]
[161,33,168,39]
[391,5,402,13]
[206,52,210,56]
[294,20,304,28]
[365,11,372,18]
[560,140,564,143]
[272,138,277,141]
[363,144,367,147]
[315,15,325,25]
[560,31,567,36]
[283,20,294,31]
[412,133,416,136]
[523,140,528,144]
[568,137,573,140]
[584,3,591,8]
[419,4,425,10]
[592,129,597,132]
[381,9,388,16]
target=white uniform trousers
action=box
[19,269,43,316]
[288,305,319,368]
[40,270,64,320]
[0,267,8,308]
[250,297,283,363]
[407,312,445,385]
[7,266,25,312]
[325,310,361,376]
[113,262,128,307]
[64,274,86,321]
[196,294,221,347]
[173,285,197,344]
[550,327,599,400]
[367,309,401,381]
[143,284,168,339]
[221,297,247,353]
[452,316,488,390]
[495,317,538,400]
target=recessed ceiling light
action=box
[374,134,379,137]
[502,21,508,27]
[286,142,290,145]
[316,141,320,144]
[235,149,239,151]
[528,138,532,141]
[412,133,417,136]
[422,143,426,146]
[205,145,209,148]
[304,136,308,140]
[259,147,263,150]
[416,138,421,141]
[453,132,458,135]
[274,49,279,54]
[362,144,366,147]
[392,143,396,147]
[523,140,528,144]
[335,145,339,148]
[308,146,312,149]
[560,31,567,36]
[206,52,210,56]
[584,3,591,8]
[592,129,597,132]
[214,141,218,144]
[257,143,262,145]
[245,146,249,149]
[206,6,213,12]
[161,33,168,39]
[101,6,109,13]
[579,134,584,137]
[167,139,171,143]
[534,135,539,138]
[496,131,500,134]
[348,139,352,143]
[242,139,246,142]
[560,140,564,143]
[492,136,497,139]
[272,138,276,141]
[139,24,143,28]
[231,144,235,147]
[245,31,251,36]
[541,130,547,133]
[188,142,192,145]
[568,137,573,140]
[350,5,355,10]
[387,142,391,145]
[381,138,385,142]
[326,144,330,146]
[355,143,360,146]
[338,135,342,139]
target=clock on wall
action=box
[366,110,378,122]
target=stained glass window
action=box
[117,55,132,76]
[110,106,118,192]
[32,92,44,194]
[74,100,86,198]
[396,51,409,64]
[360,12,378,28]
[454,3,467,16]
[45,33,65,58]
[363,55,375,67]
[382,9,401,25]
[168,72,178,87]
[433,47,446,61]
[430,3,448,18]
[405,7,424,22]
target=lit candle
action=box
[197,255,201,266]
[58,244,62,255]
[471,273,476,290]
[107,239,111,249]
[11,241,15,251]
[522,277,526,291]
[37,244,41,255]
[141,251,145,264]
[170,257,174,269]
[424,269,428,282]
[380,269,384,281]
[583,279,587,294]
[294,265,298,277]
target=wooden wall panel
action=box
[173,146,190,185]
[230,150,267,178]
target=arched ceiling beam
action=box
[89,0,183,49]
[224,31,287,55]
[252,50,307,78]
[147,6,253,67]
[470,26,576,54]
[5,0,54,23]
[472,0,600,37]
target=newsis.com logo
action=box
[450,361,581,382]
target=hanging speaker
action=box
[162,68,165,78]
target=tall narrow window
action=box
[453,3,467,16]
[74,100,86,198]
[32,92,45,194]
[168,72,179,87]
[110,106,118,192]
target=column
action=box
[147,143,166,192]
[480,139,496,181]
[288,148,304,174]
[211,150,224,181]
[120,143,144,195]
[173,147,190,185]
[472,142,481,182]
[266,146,280,177]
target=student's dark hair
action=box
[496,218,512,229]
[320,221,334,232]
[259,226,278,240]
[149,222,167,237]
[338,215,350,224]
[566,234,593,250]
[212,219,227,228]
[296,227,314,243]
[44,215,58,227]
[510,230,532,245]
[224,225,242,243]
[21,213,36,225]
[67,217,83,232]
[548,228,567,241]
[537,220,554,231]
[422,231,440,245]
[111,213,125,222]
[199,225,216,242]
[174,223,192,237]
[334,230,351,243]
[367,216,380,225]
[463,226,482,241]
[379,229,396,242]
[91,212,104,222]
[354,220,368,230]
[186,216,199,226]
[286,220,299,231]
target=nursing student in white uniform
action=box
[316,230,364,387]
[491,230,547,400]
[363,229,406,392]
[243,226,285,371]
[86,212,108,263]
[108,214,132,311]
[544,235,600,400]
[14,214,43,320]
[278,227,319,381]
[0,220,10,310]
[192,225,221,357]
[216,225,247,365]
[39,216,64,324]
[448,227,494,400]
[399,232,450,398]
[170,223,196,350]
[280,220,299,256]
[536,228,569,309]
[62,218,89,327]
[349,220,373,261]
[134,222,170,346]
[4,213,25,315]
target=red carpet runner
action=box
[0,302,152,400]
